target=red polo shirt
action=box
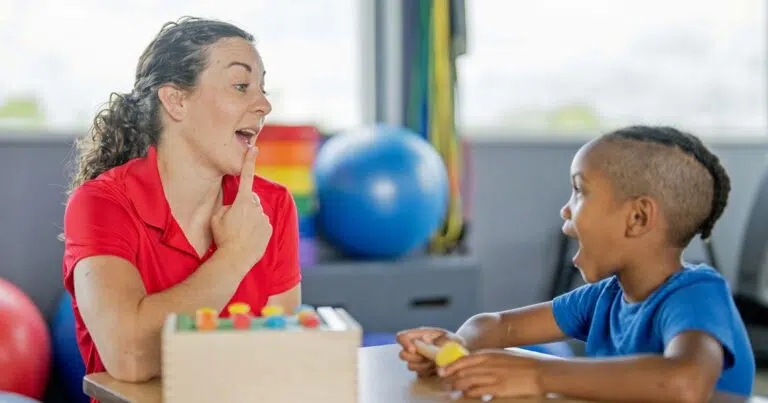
[62,145,301,377]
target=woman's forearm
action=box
[137,247,251,330]
[125,248,252,381]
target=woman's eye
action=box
[234,83,249,92]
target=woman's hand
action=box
[211,145,273,269]
[439,349,543,399]
[396,327,468,378]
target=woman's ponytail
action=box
[67,90,157,193]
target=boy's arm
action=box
[456,302,568,350]
[457,279,608,351]
[537,330,724,403]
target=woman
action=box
[61,17,301,383]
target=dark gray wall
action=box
[0,137,74,318]
[1,135,766,318]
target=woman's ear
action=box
[626,196,658,238]
[157,84,187,122]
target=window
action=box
[0,0,366,134]
[457,0,767,138]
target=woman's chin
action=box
[227,151,252,176]
[215,160,242,178]
[228,165,245,177]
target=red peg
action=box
[232,312,251,329]
[300,314,320,328]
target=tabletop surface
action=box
[84,344,765,403]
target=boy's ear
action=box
[626,196,658,238]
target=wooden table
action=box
[84,344,764,403]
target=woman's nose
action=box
[253,94,272,116]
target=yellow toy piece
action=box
[261,305,284,317]
[227,302,251,316]
[413,339,469,367]
[435,341,469,367]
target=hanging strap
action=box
[427,0,465,254]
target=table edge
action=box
[83,374,133,403]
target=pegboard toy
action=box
[162,304,361,403]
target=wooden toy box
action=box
[161,306,362,403]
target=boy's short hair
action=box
[591,126,731,247]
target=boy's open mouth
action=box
[572,242,583,269]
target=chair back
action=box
[737,157,768,305]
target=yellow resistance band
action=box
[429,0,464,253]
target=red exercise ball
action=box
[0,277,51,399]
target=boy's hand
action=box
[440,349,543,399]
[396,327,467,378]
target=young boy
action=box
[397,126,755,402]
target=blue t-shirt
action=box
[552,263,755,395]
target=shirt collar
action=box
[124,145,240,230]
[124,145,170,230]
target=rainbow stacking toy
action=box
[161,303,361,403]
[254,125,321,240]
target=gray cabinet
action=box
[300,243,481,333]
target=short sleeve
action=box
[551,279,611,341]
[657,278,736,370]
[267,190,302,295]
[62,183,139,294]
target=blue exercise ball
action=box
[49,292,89,403]
[314,124,449,258]
[0,392,41,403]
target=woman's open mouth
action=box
[235,128,258,148]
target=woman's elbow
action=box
[101,340,158,383]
